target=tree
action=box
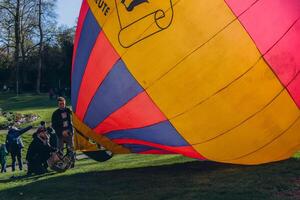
[36,0,57,94]
[0,0,76,94]
[36,0,42,94]
[2,0,21,95]
[0,0,36,94]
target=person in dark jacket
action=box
[51,97,74,154]
[33,121,57,149]
[47,127,58,150]
[0,144,8,173]
[6,124,32,171]
[26,127,56,175]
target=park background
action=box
[0,0,81,95]
[0,0,300,200]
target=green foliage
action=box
[0,116,9,129]
[0,26,74,92]
[0,93,69,126]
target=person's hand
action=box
[63,130,69,137]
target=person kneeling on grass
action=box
[26,127,56,175]
[0,143,8,173]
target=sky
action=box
[56,0,82,27]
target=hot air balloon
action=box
[71,0,300,165]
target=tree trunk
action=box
[20,33,26,91]
[36,0,43,94]
[14,0,21,95]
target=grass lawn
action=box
[0,93,300,200]
[0,154,300,200]
[0,93,70,127]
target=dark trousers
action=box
[1,162,6,173]
[27,160,47,175]
[11,150,22,171]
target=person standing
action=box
[0,143,8,173]
[51,97,74,154]
[6,123,32,171]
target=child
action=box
[6,123,32,171]
[0,143,8,173]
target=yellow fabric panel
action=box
[115,0,174,48]
[88,0,127,55]
[116,0,171,25]
[74,132,99,152]
[170,59,282,143]
[147,20,261,118]
[90,0,236,88]
[73,114,131,154]
[221,117,300,165]
[192,91,300,163]
[122,0,235,87]
[87,0,115,26]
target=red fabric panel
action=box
[264,21,300,85]
[112,139,206,160]
[72,0,89,72]
[225,0,257,16]
[139,149,180,155]
[225,0,300,108]
[227,0,300,54]
[76,31,120,120]
[93,91,167,134]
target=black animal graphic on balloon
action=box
[121,0,149,12]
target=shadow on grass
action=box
[0,172,57,184]
[0,158,300,200]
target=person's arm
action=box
[5,134,10,152]
[5,134,9,144]
[4,146,8,155]
[52,110,61,130]
[52,110,62,137]
[51,111,58,129]
[18,125,33,136]
[68,108,74,133]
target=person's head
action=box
[8,122,17,129]
[40,121,46,127]
[57,97,66,109]
[37,127,49,140]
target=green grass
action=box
[0,93,300,200]
[0,116,7,123]
[0,154,300,200]
[0,93,70,127]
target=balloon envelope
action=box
[72,0,300,164]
